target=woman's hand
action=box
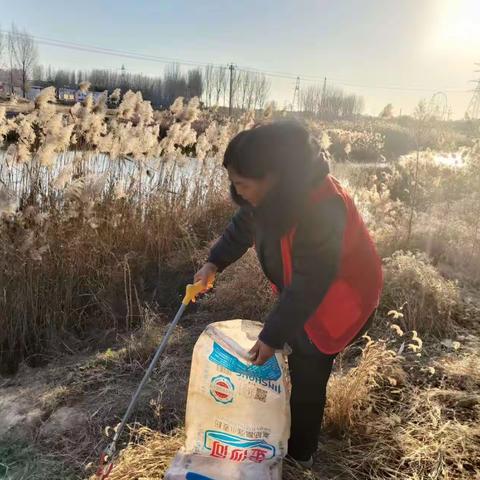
[194,262,218,288]
[249,339,276,366]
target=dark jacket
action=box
[208,161,346,349]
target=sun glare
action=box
[428,0,480,53]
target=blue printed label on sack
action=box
[209,342,281,381]
[186,473,215,480]
[204,430,275,463]
[209,375,235,404]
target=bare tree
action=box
[231,71,270,112]
[340,93,363,117]
[45,65,54,82]
[323,87,344,118]
[7,28,16,94]
[213,66,227,106]
[203,65,214,107]
[54,69,70,88]
[9,25,38,97]
[354,96,365,116]
[233,70,242,109]
[241,72,252,110]
[231,68,242,110]
[187,69,203,99]
[245,73,256,110]
[0,28,4,67]
[163,63,187,106]
[300,85,322,116]
[253,74,270,110]
[69,69,76,86]
[235,70,253,110]
[379,103,394,118]
[300,84,363,119]
[32,64,44,82]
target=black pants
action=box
[287,316,373,460]
[287,331,336,461]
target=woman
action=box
[194,121,383,466]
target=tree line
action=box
[300,84,365,119]
[32,63,272,111]
[32,63,204,108]
[1,23,364,118]
[203,65,271,112]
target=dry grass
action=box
[90,427,184,480]
[201,248,275,319]
[435,339,480,391]
[88,426,319,480]
[318,333,480,479]
[0,172,230,373]
[382,251,462,336]
[410,203,480,283]
[2,96,480,479]
[324,337,406,435]
[80,333,480,480]
[0,89,241,372]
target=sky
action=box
[1,0,479,118]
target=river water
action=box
[0,150,226,205]
[0,148,464,207]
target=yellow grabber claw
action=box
[182,275,215,305]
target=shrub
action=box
[327,128,384,163]
[386,151,469,208]
[381,251,461,335]
[350,177,408,256]
[374,121,416,159]
[325,338,405,435]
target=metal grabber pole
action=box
[96,276,214,479]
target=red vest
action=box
[279,174,383,354]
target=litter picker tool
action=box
[96,276,214,479]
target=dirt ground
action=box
[1,302,479,479]
[0,308,216,479]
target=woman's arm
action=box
[259,197,346,349]
[207,206,255,272]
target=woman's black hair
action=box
[223,121,315,179]
[223,121,330,233]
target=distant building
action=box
[74,90,88,104]
[27,86,43,101]
[75,89,108,104]
[58,87,76,103]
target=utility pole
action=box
[466,63,480,119]
[292,76,300,112]
[320,76,327,119]
[120,64,127,92]
[228,63,235,117]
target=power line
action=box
[1,29,471,95]
[235,64,468,93]
[0,29,224,69]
